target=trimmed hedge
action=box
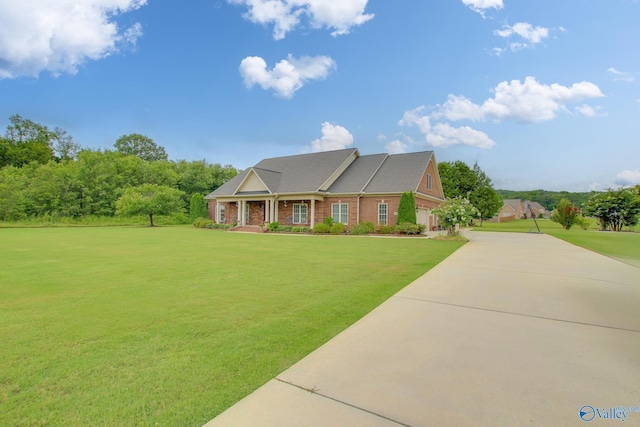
[350,222,375,235]
[193,217,214,228]
[313,223,330,234]
[396,222,426,235]
[205,223,230,230]
[376,224,396,234]
[330,223,346,234]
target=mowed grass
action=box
[473,219,640,266]
[0,227,464,426]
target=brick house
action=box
[204,148,446,230]
[525,201,548,218]
[493,199,525,222]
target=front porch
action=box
[212,196,322,229]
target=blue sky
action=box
[1,0,639,191]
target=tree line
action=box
[0,115,238,222]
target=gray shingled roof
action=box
[206,148,358,197]
[206,149,438,199]
[503,199,523,210]
[363,151,433,193]
[326,154,388,193]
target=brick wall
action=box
[359,196,400,225]
[417,158,444,199]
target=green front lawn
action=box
[0,227,463,426]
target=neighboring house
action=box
[494,199,526,222]
[525,201,548,218]
[205,148,446,230]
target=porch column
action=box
[241,200,246,226]
[270,199,276,224]
[310,199,315,229]
[264,201,269,224]
[274,200,279,223]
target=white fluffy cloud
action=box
[493,22,549,53]
[462,0,503,16]
[427,123,496,149]
[228,0,374,40]
[436,76,604,124]
[400,107,496,149]
[385,140,408,154]
[239,54,336,98]
[308,122,354,152]
[615,170,640,186]
[0,0,146,79]
[400,76,604,150]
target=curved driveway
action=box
[205,231,640,426]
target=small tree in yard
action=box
[583,188,640,231]
[116,184,185,226]
[189,193,209,220]
[398,191,417,224]
[550,198,580,230]
[434,197,479,236]
[471,186,503,226]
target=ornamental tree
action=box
[115,184,185,226]
[434,197,479,236]
[549,198,580,230]
[582,189,640,231]
[397,191,417,224]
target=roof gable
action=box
[236,168,271,194]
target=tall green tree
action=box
[397,191,417,224]
[174,160,239,199]
[439,161,501,223]
[2,115,54,167]
[115,184,185,226]
[114,133,168,162]
[52,127,82,161]
[438,161,477,199]
[24,160,81,218]
[0,166,28,221]
[189,193,209,220]
[472,186,503,226]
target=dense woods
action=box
[0,115,238,222]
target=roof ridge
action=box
[253,167,281,174]
[259,147,358,162]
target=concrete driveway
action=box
[204,231,640,426]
